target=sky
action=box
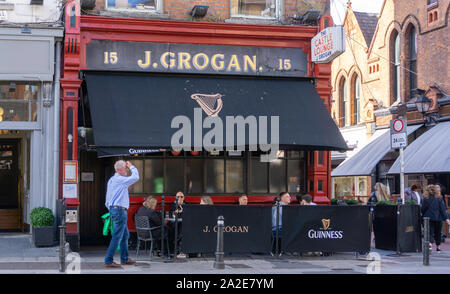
[330,0,385,25]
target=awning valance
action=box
[84,72,348,157]
[388,121,450,174]
[331,124,423,177]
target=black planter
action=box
[32,226,54,247]
[81,0,96,10]
[373,205,421,252]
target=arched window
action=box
[352,75,360,125]
[390,30,401,104]
[408,26,417,98]
[339,77,347,127]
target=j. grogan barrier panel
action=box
[181,205,273,254]
[181,204,372,254]
[282,206,371,253]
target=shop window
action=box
[0,82,39,122]
[129,159,145,193]
[269,159,286,193]
[143,158,164,193]
[226,159,244,193]
[106,0,158,11]
[165,158,184,193]
[187,158,203,193]
[250,158,268,193]
[287,159,304,193]
[230,0,277,18]
[206,159,224,193]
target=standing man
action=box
[272,192,291,234]
[104,160,139,268]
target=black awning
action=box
[84,72,347,157]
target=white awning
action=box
[331,124,423,177]
[388,121,450,174]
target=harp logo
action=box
[322,219,330,230]
[191,93,223,117]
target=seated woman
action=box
[200,196,213,205]
[135,196,174,254]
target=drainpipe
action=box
[53,40,61,214]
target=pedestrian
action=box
[238,194,248,205]
[421,184,450,252]
[272,192,291,235]
[104,160,139,268]
[405,184,422,205]
[374,182,389,202]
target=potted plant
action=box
[30,207,55,247]
[372,201,421,252]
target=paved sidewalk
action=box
[0,233,449,274]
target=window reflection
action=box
[0,82,38,122]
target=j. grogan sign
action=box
[311,26,345,64]
[86,40,308,77]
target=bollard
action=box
[59,225,66,272]
[423,217,430,266]
[213,216,225,269]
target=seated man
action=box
[238,194,248,205]
[300,194,317,206]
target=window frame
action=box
[230,0,282,20]
[105,0,163,13]
[408,26,417,98]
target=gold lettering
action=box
[243,226,248,233]
[211,54,225,71]
[203,226,209,233]
[178,52,192,70]
[244,55,257,72]
[213,225,218,232]
[160,52,175,69]
[193,53,209,70]
[227,54,241,72]
[138,51,151,69]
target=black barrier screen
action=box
[181,205,272,254]
[282,206,371,253]
[373,205,397,251]
[398,205,422,252]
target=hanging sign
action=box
[311,26,346,64]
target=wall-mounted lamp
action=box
[412,88,439,126]
[190,5,209,18]
[30,0,44,5]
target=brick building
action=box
[331,0,450,203]
[59,0,349,249]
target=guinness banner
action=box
[282,206,371,253]
[181,205,272,254]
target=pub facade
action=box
[60,0,347,249]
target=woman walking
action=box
[421,184,450,252]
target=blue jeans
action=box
[105,207,130,264]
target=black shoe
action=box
[436,248,441,252]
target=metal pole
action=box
[213,215,225,269]
[400,147,405,204]
[174,196,179,260]
[59,224,66,272]
[275,199,280,256]
[161,195,165,258]
[423,217,430,266]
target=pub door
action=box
[0,139,21,230]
